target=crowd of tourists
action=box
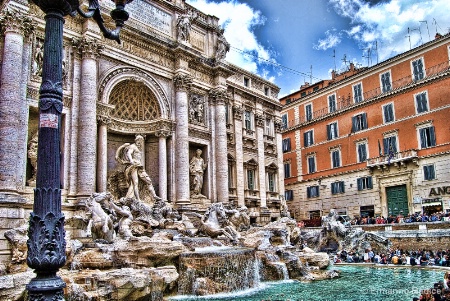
[350,211,450,225]
[332,248,450,300]
[333,247,450,267]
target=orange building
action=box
[281,33,450,222]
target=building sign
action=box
[40,113,58,128]
[105,0,172,36]
[429,186,450,196]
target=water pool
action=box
[170,265,445,301]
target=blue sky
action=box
[186,0,450,97]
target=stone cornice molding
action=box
[155,128,172,138]
[108,118,174,134]
[173,73,193,92]
[72,37,103,59]
[0,10,35,36]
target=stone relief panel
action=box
[190,28,205,52]
[189,94,206,126]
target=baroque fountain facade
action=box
[0,0,393,300]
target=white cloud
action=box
[314,29,342,50]
[329,0,450,61]
[186,0,276,76]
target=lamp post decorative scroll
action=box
[26,0,131,300]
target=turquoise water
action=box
[170,265,444,301]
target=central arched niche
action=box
[106,79,162,200]
[109,79,161,121]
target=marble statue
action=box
[189,95,205,124]
[33,41,43,76]
[229,205,251,231]
[115,135,161,203]
[280,197,291,218]
[189,149,207,198]
[195,202,240,242]
[321,209,347,237]
[109,201,134,239]
[215,27,230,61]
[85,192,116,242]
[176,10,197,42]
[27,131,38,185]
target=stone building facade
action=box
[0,0,283,263]
[280,33,450,221]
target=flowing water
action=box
[171,265,445,301]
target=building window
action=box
[268,172,276,192]
[380,71,392,93]
[265,118,274,136]
[423,164,436,180]
[357,176,373,190]
[331,181,345,194]
[383,103,395,123]
[307,186,320,198]
[244,77,250,87]
[301,91,307,97]
[282,114,288,129]
[285,190,294,201]
[307,155,316,174]
[284,161,291,178]
[304,130,314,147]
[282,138,291,152]
[247,169,255,190]
[357,142,368,163]
[244,111,252,130]
[415,91,429,113]
[412,58,425,81]
[327,122,338,140]
[419,126,436,148]
[264,86,269,96]
[228,161,234,189]
[305,103,313,121]
[331,149,341,168]
[353,82,363,103]
[328,94,337,113]
[383,135,398,155]
[313,86,319,91]
[351,113,368,132]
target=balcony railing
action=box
[367,149,418,168]
[284,61,450,130]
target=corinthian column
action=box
[173,73,192,206]
[156,128,171,201]
[255,113,267,208]
[0,11,33,194]
[210,88,229,203]
[73,38,102,197]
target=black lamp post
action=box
[26,1,131,300]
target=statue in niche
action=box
[189,95,205,125]
[115,135,161,204]
[27,132,38,186]
[176,10,197,42]
[33,41,43,76]
[189,149,207,198]
[215,27,230,61]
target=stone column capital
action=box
[255,113,265,128]
[72,37,104,59]
[274,118,284,133]
[208,88,229,105]
[173,73,193,92]
[0,10,35,36]
[155,129,172,138]
[233,105,243,121]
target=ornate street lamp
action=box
[26,1,131,300]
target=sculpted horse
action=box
[196,203,239,242]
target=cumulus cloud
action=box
[329,0,450,61]
[186,0,276,78]
[314,29,342,50]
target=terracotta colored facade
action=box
[281,34,450,221]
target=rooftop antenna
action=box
[331,49,336,71]
[420,20,431,42]
[309,65,313,84]
[374,41,379,64]
[362,47,372,67]
[432,18,442,34]
[408,26,423,46]
[406,27,412,49]
[341,54,349,70]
